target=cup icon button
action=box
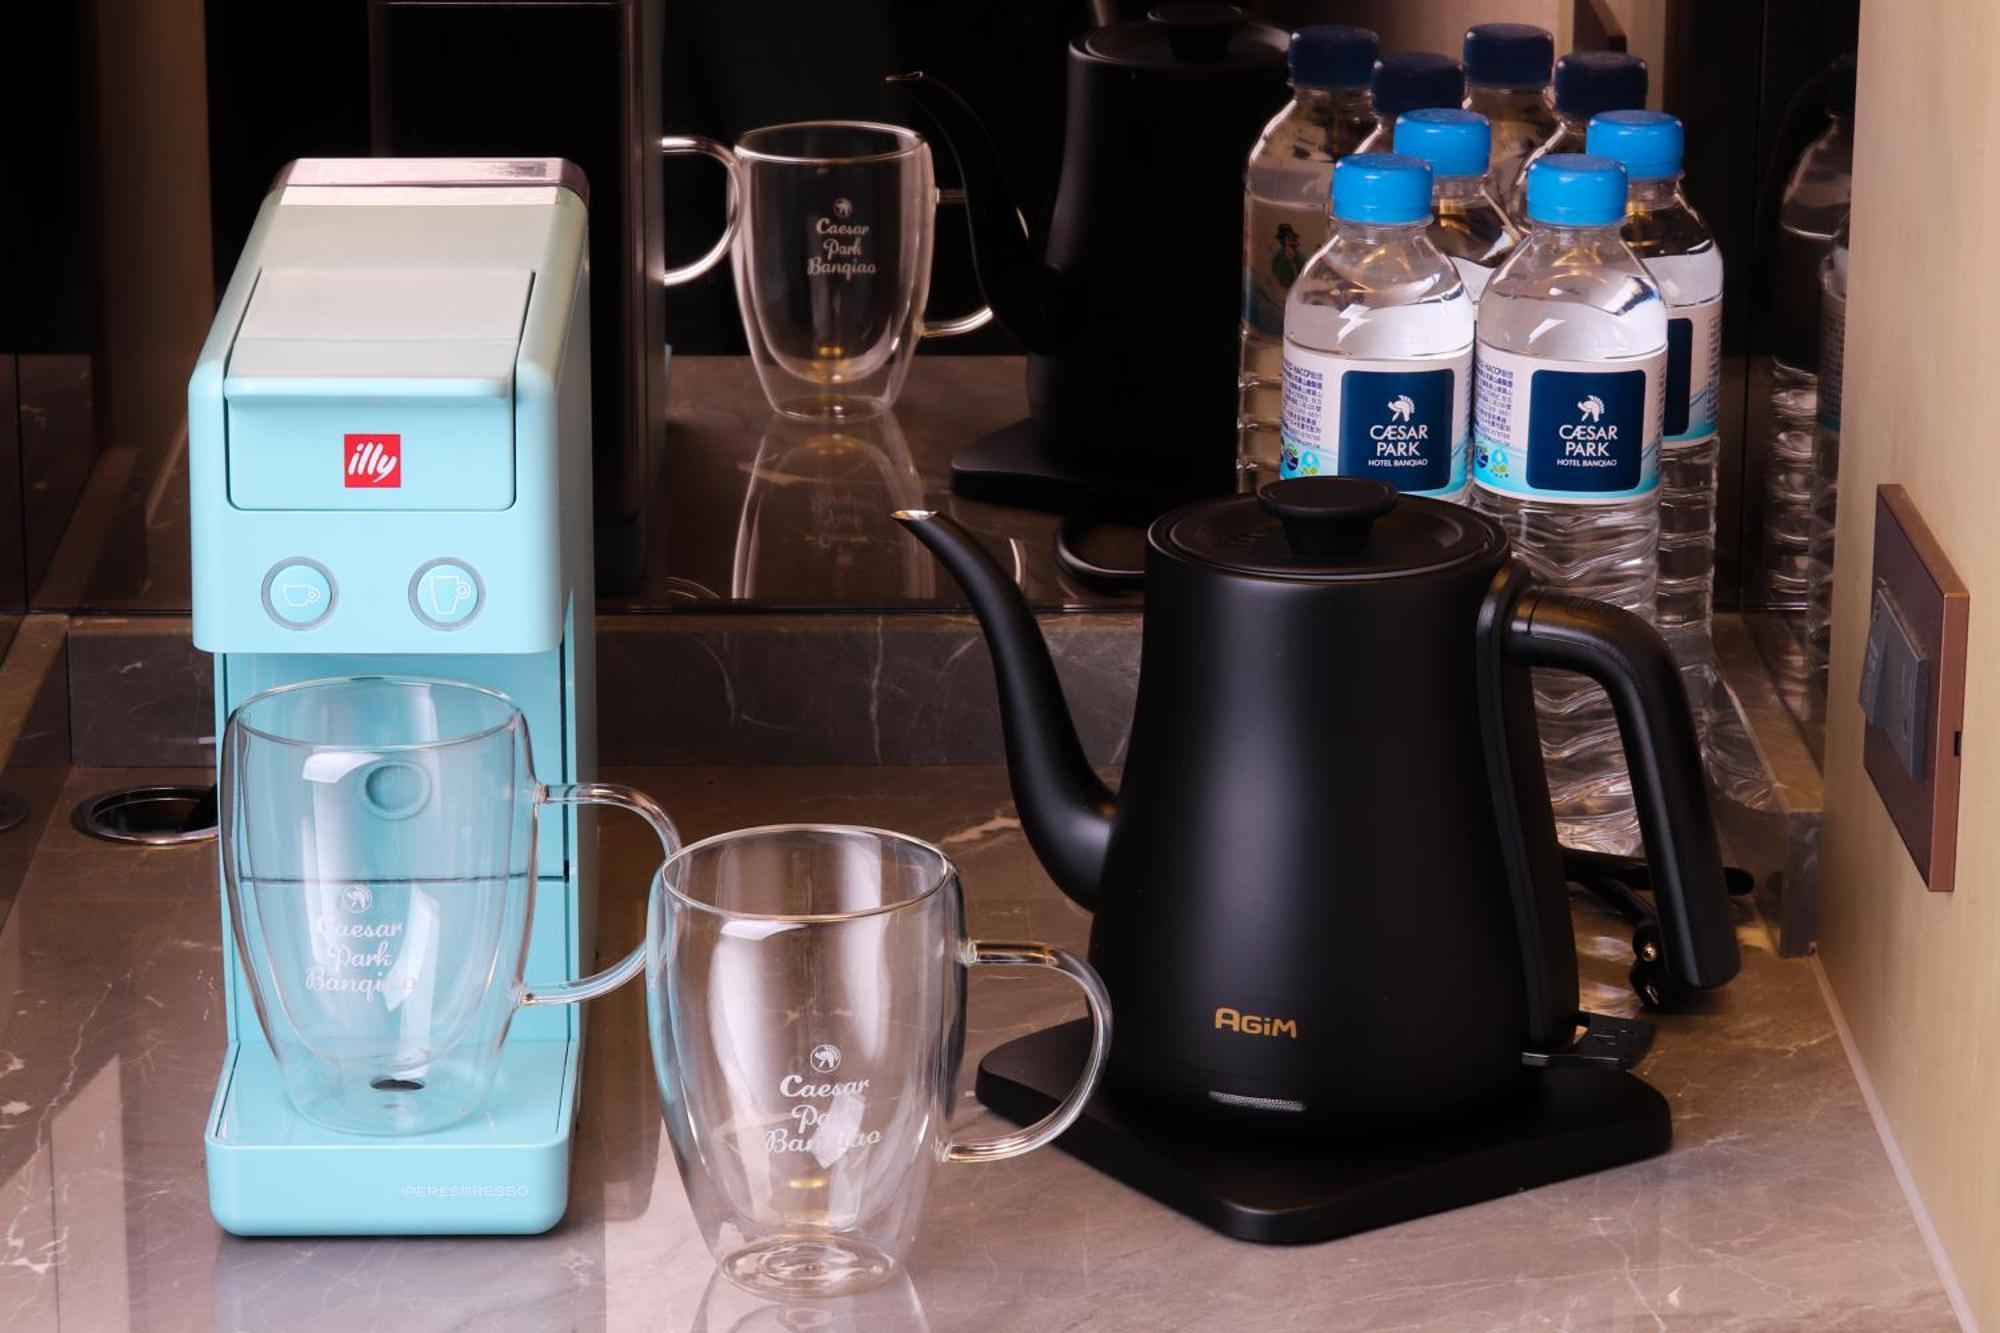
[409,560,483,629]
[262,560,335,629]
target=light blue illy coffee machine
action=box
[191,159,602,1234]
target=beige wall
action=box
[1819,0,1998,1324]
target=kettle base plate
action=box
[976,1020,1672,1245]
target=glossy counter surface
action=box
[0,766,1956,1331]
[41,355,1140,615]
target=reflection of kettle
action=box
[892,5,1286,507]
[898,477,1739,1130]
[730,415,935,602]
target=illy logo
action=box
[344,434,401,487]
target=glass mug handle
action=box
[660,135,742,287]
[918,187,996,339]
[518,782,682,1006]
[945,940,1112,1163]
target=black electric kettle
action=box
[891,5,1287,508]
[897,478,1740,1129]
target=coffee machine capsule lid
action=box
[1084,4,1287,73]
[1157,477,1504,581]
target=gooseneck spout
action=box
[887,72,1064,354]
[894,510,1116,907]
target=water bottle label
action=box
[1473,344,1665,503]
[1664,295,1722,443]
[1278,346,1471,496]
[1243,200,1328,337]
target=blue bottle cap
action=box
[1552,50,1648,118]
[1826,51,1857,118]
[1332,153,1433,225]
[1394,108,1491,179]
[1289,25,1379,90]
[1586,110,1683,180]
[1463,23,1554,88]
[1370,51,1466,121]
[1524,153,1628,226]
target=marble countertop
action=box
[0,765,1956,1331]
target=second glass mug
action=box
[222,676,679,1135]
[648,825,1112,1298]
[663,122,992,421]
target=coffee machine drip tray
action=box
[976,1021,1671,1245]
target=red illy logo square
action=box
[344,434,402,488]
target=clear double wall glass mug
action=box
[222,677,678,1135]
[663,122,991,421]
[649,825,1111,1297]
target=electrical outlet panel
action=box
[1863,485,1969,891]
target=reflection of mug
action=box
[278,583,323,609]
[729,414,935,602]
[662,122,990,421]
[425,573,474,618]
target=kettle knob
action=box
[1257,477,1396,559]
[1148,3,1245,61]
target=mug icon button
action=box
[262,560,335,629]
[409,560,483,630]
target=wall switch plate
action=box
[1859,582,1931,779]
[1863,485,1969,891]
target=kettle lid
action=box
[1157,477,1505,581]
[1084,4,1286,73]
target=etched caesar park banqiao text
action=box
[808,203,877,280]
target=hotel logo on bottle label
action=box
[1279,347,1470,497]
[344,433,402,488]
[1336,370,1455,492]
[1473,344,1665,503]
[1525,369,1647,494]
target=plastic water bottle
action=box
[1761,52,1855,605]
[1587,111,1722,726]
[1280,154,1473,502]
[1238,25,1381,489]
[1354,52,1465,154]
[1503,51,1647,224]
[1461,23,1556,212]
[1473,155,1667,854]
[1394,108,1520,306]
[1805,215,1849,683]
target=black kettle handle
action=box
[1506,589,1741,991]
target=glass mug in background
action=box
[663,122,992,420]
[222,677,679,1135]
[647,825,1111,1297]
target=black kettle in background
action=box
[892,5,1287,512]
[898,478,1740,1135]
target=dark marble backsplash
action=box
[64,612,1142,769]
